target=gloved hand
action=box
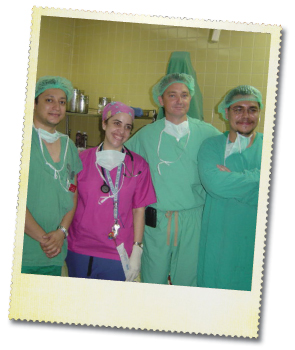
[125,244,143,282]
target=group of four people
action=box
[22,73,263,291]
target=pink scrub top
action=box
[68,147,157,261]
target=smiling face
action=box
[225,98,260,141]
[33,88,67,132]
[102,112,133,151]
[158,83,191,124]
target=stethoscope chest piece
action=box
[101,184,110,193]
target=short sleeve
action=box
[132,157,156,209]
[69,140,83,175]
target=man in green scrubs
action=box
[197,85,263,291]
[125,73,220,286]
[21,76,82,276]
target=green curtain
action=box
[157,51,203,120]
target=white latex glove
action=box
[125,244,143,282]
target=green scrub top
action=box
[125,117,220,211]
[157,51,203,121]
[22,128,83,267]
[197,132,263,291]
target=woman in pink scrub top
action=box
[66,102,156,282]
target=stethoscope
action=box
[98,144,142,194]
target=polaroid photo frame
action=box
[9,6,281,338]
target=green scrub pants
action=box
[21,265,62,276]
[141,207,202,287]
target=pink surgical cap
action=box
[102,101,135,121]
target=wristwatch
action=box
[57,225,69,238]
[134,241,143,249]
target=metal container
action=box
[98,97,111,114]
[78,94,89,114]
[67,89,80,112]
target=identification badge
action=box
[108,223,120,240]
[68,184,77,193]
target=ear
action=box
[102,120,107,131]
[158,96,164,107]
[225,108,229,120]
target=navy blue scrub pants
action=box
[66,250,125,281]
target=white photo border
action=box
[9,6,281,338]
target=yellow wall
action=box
[37,16,270,139]
[36,16,75,81]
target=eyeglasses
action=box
[230,106,260,116]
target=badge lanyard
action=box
[104,163,130,277]
[105,164,122,241]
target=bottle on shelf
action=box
[75,131,82,147]
[82,132,88,149]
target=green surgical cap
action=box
[152,73,195,107]
[35,76,74,101]
[218,85,263,120]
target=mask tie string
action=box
[157,128,190,175]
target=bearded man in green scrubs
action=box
[197,85,263,291]
[125,73,220,286]
[21,76,82,276]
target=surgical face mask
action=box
[96,149,126,171]
[225,132,252,161]
[34,125,61,143]
[163,119,189,141]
